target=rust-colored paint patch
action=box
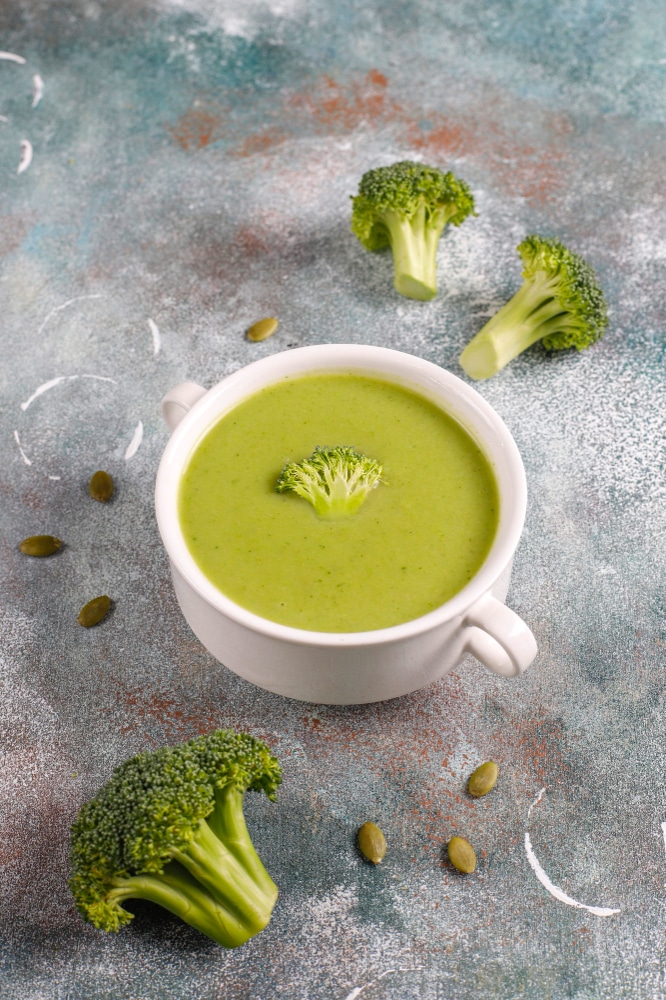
[232,127,288,158]
[0,211,36,257]
[492,142,567,205]
[198,68,571,209]
[408,120,472,158]
[407,112,567,205]
[118,686,222,742]
[367,69,388,88]
[289,70,402,131]
[167,102,227,151]
[284,70,570,207]
[233,222,273,257]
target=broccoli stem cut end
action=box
[385,208,441,301]
[459,274,566,380]
[171,815,278,944]
[394,272,437,301]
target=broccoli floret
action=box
[351,160,476,301]
[459,235,609,380]
[276,445,384,518]
[70,729,282,948]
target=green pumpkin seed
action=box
[447,836,476,874]
[468,761,499,798]
[89,470,114,502]
[357,821,387,864]
[246,317,279,342]
[78,595,111,627]
[19,534,62,557]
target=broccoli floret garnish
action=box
[276,445,384,519]
[70,729,282,948]
[459,234,609,380]
[351,160,476,301]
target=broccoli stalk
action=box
[351,160,476,301]
[276,445,384,518]
[70,730,282,948]
[459,235,608,380]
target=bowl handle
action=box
[161,382,207,432]
[462,593,537,678]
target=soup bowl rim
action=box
[155,343,527,648]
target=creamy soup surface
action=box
[178,373,499,632]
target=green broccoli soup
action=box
[178,373,499,632]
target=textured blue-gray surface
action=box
[1,1,665,997]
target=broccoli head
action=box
[351,160,476,301]
[276,445,384,518]
[459,234,609,380]
[70,729,282,948]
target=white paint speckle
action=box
[20,376,68,411]
[524,789,620,917]
[13,430,31,465]
[32,74,44,108]
[0,51,26,64]
[20,374,117,411]
[124,420,144,460]
[527,786,546,819]
[36,294,103,338]
[148,318,161,356]
[344,968,425,1000]
[17,139,33,175]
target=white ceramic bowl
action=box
[156,345,537,704]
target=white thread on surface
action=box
[524,833,620,916]
[344,968,424,1000]
[17,139,32,174]
[124,420,143,460]
[527,786,546,819]
[36,294,103,338]
[0,51,26,64]
[148,318,161,356]
[32,74,44,107]
[524,789,620,917]
[20,374,117,411]
[13,430,31,465]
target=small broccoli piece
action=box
[276,445,384,518]
[70,729,282,948]
[459,235,608,380]
[351,160,476,301]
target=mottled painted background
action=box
[1,0,665,997]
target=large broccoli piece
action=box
[351,160,476,301]
[276,445,384,518]
[459,235,608,380]
[70,729,282,948]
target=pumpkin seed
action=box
[89,470,114,502]
[246,317,279,342]
[357,821,387,864]
[447,836,476,874]
[468,761,499,798]
[78,595,112,627]
[19,534,62,557]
